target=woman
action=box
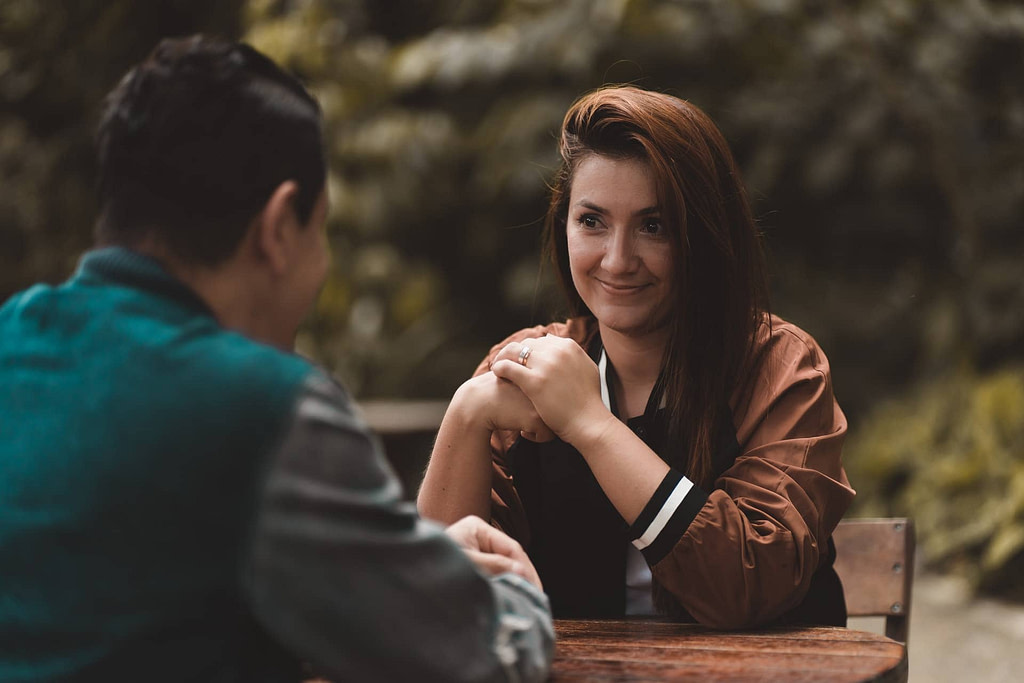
[418,86,854,629]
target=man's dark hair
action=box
[94,35,326,265]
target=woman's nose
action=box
[601,228,638,274]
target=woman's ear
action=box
[253,180,301,276]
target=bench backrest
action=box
[832,518,916,643]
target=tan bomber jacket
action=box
[474,315,855,629]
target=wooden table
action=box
[552,619,908,682]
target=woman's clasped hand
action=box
[489,335,610,446]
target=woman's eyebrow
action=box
[574,200,660,216]
[576,200,608,214]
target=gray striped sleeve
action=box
[242,371,553,683]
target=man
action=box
[0,36,553,682]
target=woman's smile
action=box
[597,280,651,294]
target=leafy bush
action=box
[845,366,1024,597]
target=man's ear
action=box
[253,180,301,276]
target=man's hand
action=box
[446,515,543,591]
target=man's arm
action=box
[241,372,554,683]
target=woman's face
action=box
[566,154,675,339]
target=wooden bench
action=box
[833,518,916,644]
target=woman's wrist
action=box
[562,406,620,457]
[449,376,499,437]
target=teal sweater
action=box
[0,248,314,681]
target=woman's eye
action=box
[578,214,599,228]
[641,219,664,235]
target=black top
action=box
[507,335,846,625]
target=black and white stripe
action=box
[627,469,708,564]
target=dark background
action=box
[2,0,1022,595]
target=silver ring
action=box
[518,345,532,366]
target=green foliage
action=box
[846,367,1024,597]
[5,0,1022,403]
[237,0,1024,403]
[0,0,245,297]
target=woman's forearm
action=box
[569,413,671,525]
[417,383,494,524]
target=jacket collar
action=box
[587,331,668,422]
[74,246,215,318]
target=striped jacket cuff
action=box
[629,469,708,565]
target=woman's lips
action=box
[597,280,650,295]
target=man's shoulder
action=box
[194,328,315,387]
[0,282,61,327]
[155,327,321,437]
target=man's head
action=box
[95,35,326,264]
[95,36,329,347]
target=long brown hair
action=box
[543,86,770,488]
